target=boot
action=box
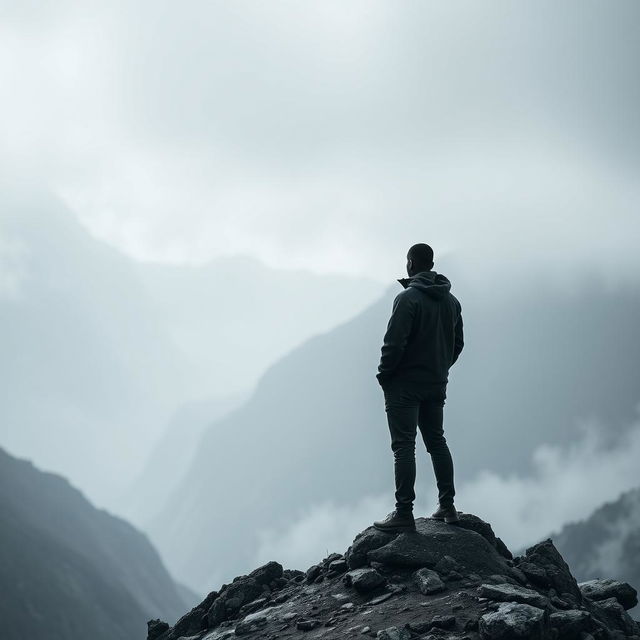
[373,509,416,532]
[430,504,460,524]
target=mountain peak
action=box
[147,513,639,640]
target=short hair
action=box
[407,243,434,269]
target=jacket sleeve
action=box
[376,292,416,385]
[451,305,464,366]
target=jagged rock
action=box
[328,558,348,575]
[414,567,445,594]
[589,597,639,636]
[343,567,386,592]
[479,602,548,639]
[153,514,640,640]
[549,609,593,639]
[346,528,396,569]
[455,514,512,559]
[234,613,267,635]
[518,538,583,603]
[579,578,639,610]
[517,560,551,588]
[147,619,169,640]
[431,614,456,628]
[479,582,550,608]
[296,618,321,630]
[376,626,411,639]
[305,564,321,583]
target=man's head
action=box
[406,243,434,277]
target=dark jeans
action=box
[382,380,455,514]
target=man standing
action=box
[374,243,464,532]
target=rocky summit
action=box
[147,513,640,640]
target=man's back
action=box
[376,270,463,389]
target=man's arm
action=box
[376,292,416,386]
[451,306,464,366]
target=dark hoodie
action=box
[376,270,464,390]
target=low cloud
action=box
[253,404,640,571]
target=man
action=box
[373,243,464,532]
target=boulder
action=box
[579,578,638,610]
[518,539,583,603]
[549,609,593,639]
[343,567,386,592]
[479,602,548,639]
[479,582,550,609]
[414,568,445,595]
[146,619,169,640]
[589,596,639,636]
[376,626,411,640]
[366,518,516,577]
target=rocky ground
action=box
[147,514,640,640]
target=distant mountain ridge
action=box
[551,486,640,615]
[0,447,188,640]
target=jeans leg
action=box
[417,394,455,507]
[384,384,419,513]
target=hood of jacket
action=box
[397,270,451,299]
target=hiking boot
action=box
[430,504,460,524]
[373,509,416,532]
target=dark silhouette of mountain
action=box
[147,513,639,640]
[0,447,188,640]
[144,267,640,592]
[551,487,640,616]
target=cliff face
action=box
[0,447,188,640]
[148,513,640,640]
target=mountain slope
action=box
[147,514,640,640]
[551,487,640,615]
[0,447,188,640]
[145,269,640,592]
[0,185,384,508]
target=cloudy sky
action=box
[2,0,639,284]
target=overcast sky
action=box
[2,0,639,284]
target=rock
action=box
[367,519,515,577]
[431,614,456,629]
[361,626,371,633]
[346,528,396,569]
[517,561,551,588]
[296,618,321,630]
[234,613,267,635]
[305,564,322,583]
[343,568,386,592]
[455,514,513,559]
[414,567,446,594]
[520,539,583,603]
[248,561,283,586]
[147,619,169,640]
[549,609,593,639]
[407,620,432,633]
[369,591,396,605]
[328,558,348,575]
[376,625,411,639]
[479,602,548,639]
[479,583,550,609]
[434,555,460,574]
[589,596,639,636]
[579,578,639,610]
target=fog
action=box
[1,0,640,596]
